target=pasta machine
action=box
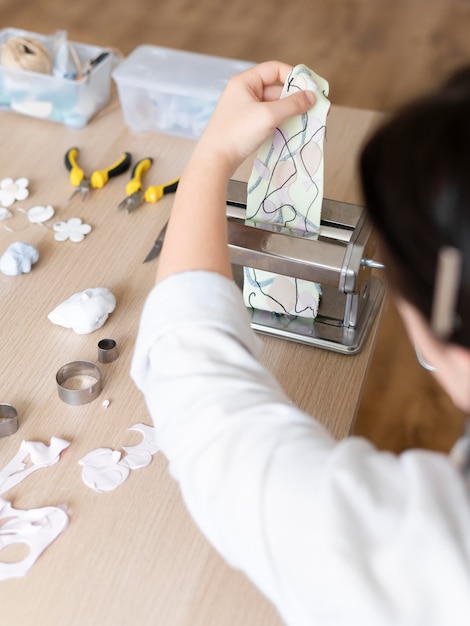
[226,179,385,354]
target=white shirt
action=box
[131,270,470,626]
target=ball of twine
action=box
[1,36,52,74]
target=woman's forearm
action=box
[156,146,233,284]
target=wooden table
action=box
[0,100,383,626]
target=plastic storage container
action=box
[112,45,254,140]
[0,28,113,128]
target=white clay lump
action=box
[47,287,116,334]
[0,241,39,276]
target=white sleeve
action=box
[131,270,470,626]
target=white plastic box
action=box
[112,45,254,140]
[0,28,113,128]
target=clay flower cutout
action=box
[0,177,29,207]
[53,217,92,243]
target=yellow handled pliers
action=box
[65,147,132,201]
[117,157,179,213]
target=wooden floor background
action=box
[2,0,469,452]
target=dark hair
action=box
[360,66,470,348]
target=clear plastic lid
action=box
[112,45,254,99]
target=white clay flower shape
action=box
[53,217,92,243]
[0,177,29,207]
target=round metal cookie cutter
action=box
[0,403,19,437]
[56,361,102,406]
[97,338,118,363]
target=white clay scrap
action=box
[0,498,69,581]
[121,423,159,470]
[0,241,39,276]
[27,204,55,223]
[79,424,159,493]
[47,287,116,334]
[0,439,70,580]
[0,437,71,496]
[79,448,130,493]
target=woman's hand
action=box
[156,61,315,284]
[195,60,316,177]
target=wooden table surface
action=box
[0,100,383,626]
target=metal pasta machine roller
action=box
[226,179,385,354]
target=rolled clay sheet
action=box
[243,64,330,319]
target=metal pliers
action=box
[117,157,179,213]
[65,147,132,201]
